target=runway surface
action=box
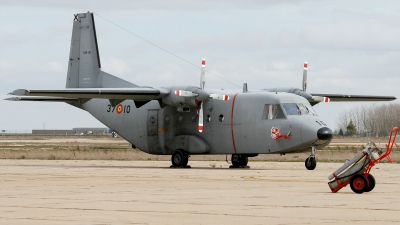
[1,160,400,225]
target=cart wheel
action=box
[350,174,369,194]
[365,174,376,192]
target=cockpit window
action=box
[298,103,308,115]
[304,104,317,116]
[282,103,301,115]
[281,103,318,116]
[263,104,286,120]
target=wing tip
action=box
[4,97,20,101]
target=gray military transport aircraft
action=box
[5,12,396,170]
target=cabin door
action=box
[147,110,160,154]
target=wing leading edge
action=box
[5,96,79,102]
[310,93,396,102]
[8,88,170,101]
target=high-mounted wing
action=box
[5,96,79,102]
[8,88,169,101]
[266,62,397,105]
[310,93,396,102]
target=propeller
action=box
[302,62,307,92]
[200,58,205,89]
[302,61,330,104]
[311,96,330,103]
[198,58,206,132]
[174,90,198,97]
[209,94,229,101]
[174,58,229,132]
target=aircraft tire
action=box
[305,157,317,170]
[171,150,188,167]
[231,155,248,168]
[365,174,376,192]
[239,155,248,166]
[350,174,369,194]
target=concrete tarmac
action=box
[0,160,400,225]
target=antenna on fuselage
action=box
[243,83,248,93]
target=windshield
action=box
[301,103,318,116]
[282,103,301,115]
[282,103,318,116]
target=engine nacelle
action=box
[161,86,210,108]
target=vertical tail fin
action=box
[66,12,138,89]
[66,12,101,88]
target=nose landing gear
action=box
[230,154,250,168]
[305,146,317,170]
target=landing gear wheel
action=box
[350,174,369,194]
[239,155,248,166]
[171,150,189,168]
[365,174,376,192]
[305,157,317,170]
[230,155,249,168]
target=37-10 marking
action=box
[107,104,131,114]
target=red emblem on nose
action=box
[271,127,281,140]
[271,127,290,140]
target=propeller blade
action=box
[312,96,330,102]
[209,94,230,101]
[174,90,198,97]
[200,59,205,90]
[302,62,307,92]
[198,101,204,132]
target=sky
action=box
[0,0,399,132]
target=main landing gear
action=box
[170,150,191,168]
[305,146,317,170]
[230,154,250,168]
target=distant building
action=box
[32,130,75,135]
[72,127,110,135]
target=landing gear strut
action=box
[170,150,190,168]
[230,154,249,168]
[305,146,317,170]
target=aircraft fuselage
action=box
[81,89,331,156]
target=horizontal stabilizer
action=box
[310,93,396,102]
[9,88,170,101]
[5,96,78,102]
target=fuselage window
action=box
[282,103,301,115]
[262,104,286,120]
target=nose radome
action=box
[317,127,332,140]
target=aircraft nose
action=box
[317,127,332,140]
